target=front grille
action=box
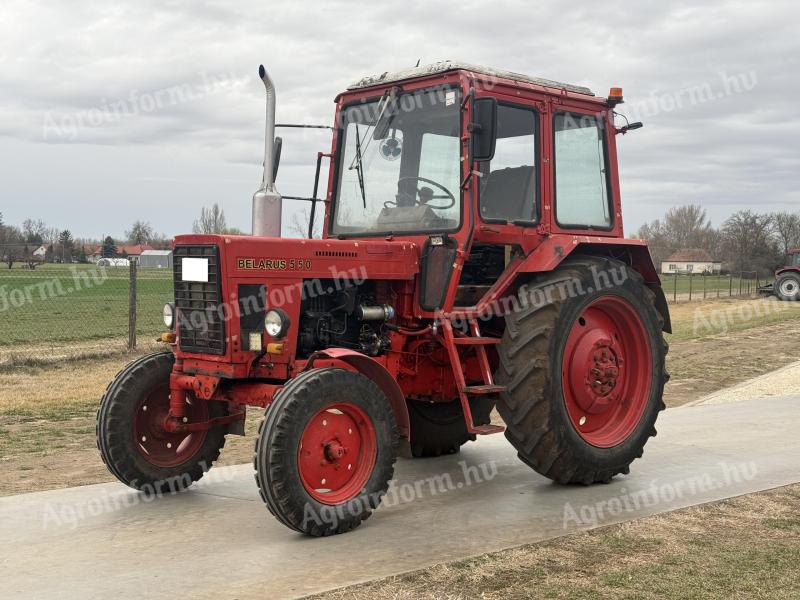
[173,245,226,355]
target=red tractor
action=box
[97,62,670,536]
[760,249,800,301]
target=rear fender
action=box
[776,267,800,278]
[303,349,410,439]
[498,237,671,333]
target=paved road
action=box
[2,395,799,599]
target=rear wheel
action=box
[496,257,668,484]
[254,368,398,536]
[776,273,800,301]
[407,397,493,457]
[96,352,227,493]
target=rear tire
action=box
[254,368,398,536]
[407,397,493,457]
[776,273,800,301]
[96,352,227,493]
[495,257,668,485]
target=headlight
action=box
[163,303,175,330]
[265,308,290,338]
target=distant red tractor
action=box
[97,62,670,536]
[760,249,800,301]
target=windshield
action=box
[792,253,800,266]
[332,86,462,236]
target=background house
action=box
[661,249,722,275]
[117,244,154,257]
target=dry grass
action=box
[314,484,800,600]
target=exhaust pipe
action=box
[252,64,282,237]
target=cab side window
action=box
[479,104,538,224]
[553,112,612,229]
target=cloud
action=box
[0,0,797,238]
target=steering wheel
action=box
[383,176,456,210]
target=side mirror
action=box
[471,98,497,162]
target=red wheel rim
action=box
[562,296,653,448]
[298,402,377,505]
[133,385,209,467]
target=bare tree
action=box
[193,203,228,234]
[125,220,154,245]
[662,205,715,250]
[772,212,800,256]
[286,207,323,239]
[721,210,779,272]
[22,218,47,244]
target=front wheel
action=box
[254,368,398,536]
[96,352,227,493]
[496,257,669,485]
[776,273,800,301]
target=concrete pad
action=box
[2,395,799,600]
[687,360,800,406]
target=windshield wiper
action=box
[348,87,399,172]
[352,124,367,209]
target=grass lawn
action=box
[0,264,172,346]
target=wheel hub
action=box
[780,279,798,296]
[562,296,653,448]
[585,340,622,407]
[133,386,208,467]
[298,403,377,505]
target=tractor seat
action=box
[480,166,536,223]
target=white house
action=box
[661,249,722,275]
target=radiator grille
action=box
[173,245,226,355]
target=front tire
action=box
[96,352,227,493]
[496,257,669,485]
[776,273,800,301]
[254,368,398,536]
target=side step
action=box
[439,317,506,436]
[464,385,505,395]
[452,336,501,346]
[470,424,506,435]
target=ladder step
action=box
[464,385,506,395]
[452,336,502,346]
[470,424,506,435]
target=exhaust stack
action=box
[252,64,282,237]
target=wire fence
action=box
[0,260,172,365]
[664,271,764,303]
[0,260,773,365]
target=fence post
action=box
[689,274,693,302]
[128,258,137,351]
[738,272,743,296]
[717,274,720,298]
[729,274,733,297]
[703,274,707,299]
[673,272,678,302]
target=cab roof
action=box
[347,60,594,96]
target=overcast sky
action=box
[0,0,797,241]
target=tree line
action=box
[635,206,800,274]
[0,203,240,269]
